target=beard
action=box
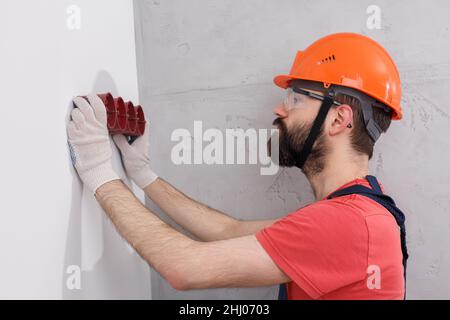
[268,117,328,177]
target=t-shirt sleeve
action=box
[256,200,369,299]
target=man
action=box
[67,33,408,299]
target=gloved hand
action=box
[67,95,120,193]
[113,123,158,189]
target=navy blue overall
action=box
[278,175,408,300]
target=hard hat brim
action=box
[273,74,293,89]
[273,74,323,90]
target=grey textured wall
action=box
[134,0,450,299]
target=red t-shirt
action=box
[255,178,404,300]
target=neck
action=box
[306,152,369,201]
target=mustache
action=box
[272,117,282,126]
[272,118,289,139]
[272,117,286,130]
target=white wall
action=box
[134,0,450,299]
[0,0,151,299]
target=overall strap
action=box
[278,283,288,300]
[366,175,382,193]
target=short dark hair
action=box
[334,93,392,160]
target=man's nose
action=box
[273,103,288,118]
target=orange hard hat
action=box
[274,33,403,120]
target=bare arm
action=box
[144,178,276,241]
[95,180,289,290]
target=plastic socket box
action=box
[82,93,146,137]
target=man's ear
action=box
[329,104,353,136]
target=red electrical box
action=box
[81,93,146,137]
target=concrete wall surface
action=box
[134,0,450,299]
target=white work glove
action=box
[67,95,120,193]
[113,123,158,189]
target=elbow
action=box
[159,259,195,291]
[165,270,192,291]
[167,269,215,291]
[153,241,205,291]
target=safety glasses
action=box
[283,87,342,111]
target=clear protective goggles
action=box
[283,87,342,111]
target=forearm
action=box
[144,178,275,241]
[95,179,197,289]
